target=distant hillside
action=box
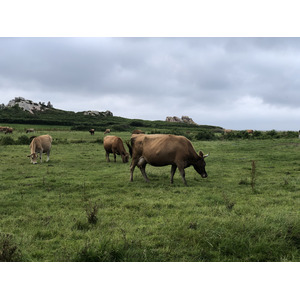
[0,97,223,133]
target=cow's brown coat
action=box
[128,134,208,185]
[103,135,129,163]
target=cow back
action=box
[131,134,197,166]
[30,135,52,152]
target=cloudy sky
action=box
[1,37,300,131]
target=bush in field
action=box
[266,130,279,138]
[195,130,216,141]
[253,130,263,139]
[17,135,31,145]
[0,136,15,145]
[112,124,130,132]
[282,131,298,138]
[129,121,144,127]
[86,202,99,224]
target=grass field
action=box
[0,128,299,261]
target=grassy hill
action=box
[0,102,223,134]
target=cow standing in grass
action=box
[27,135,52,164]
[5,127,13,134]
[103,135,129,163]
[89,129,95,135]
[127,134,208,186]
[0,126,9,132]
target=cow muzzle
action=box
[201,173,208,178]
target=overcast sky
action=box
[0,37,300,130]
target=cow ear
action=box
[199,151,204,157]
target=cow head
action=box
[27,153,38,164]
[193,151,208,178]
[121,153,129,163]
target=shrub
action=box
[86,202,99,224]
[17,135,31,145]
[266,130,279,138]
[282,131,298,138]
[253,130,263,139]
[0,136,15,145]
[112,124,130,132]
[195,130,216,141]
[130,121,144,127]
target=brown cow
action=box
[103,135,129,163]
[132,129,144,134]
[89,129,95,135]
[127,134,208,186]
[27,134,52,164]
[0,126,9,132]
[224,129,233,134]
[5,127,13,134]
[246,129,254,134]
[104,129,111,134]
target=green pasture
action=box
[0,128,299,261]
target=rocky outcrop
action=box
[166,116,197,125]
[83,110,113,117]
[7,97,49,114]
[5,97,113,117]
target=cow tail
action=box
[125,140,133,157]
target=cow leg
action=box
[177,165,187,186]
[39,151,43,163]
[105,151,110,162]
[130,159,139,181]
[140,165,150,183]
[138,157,149,182]
[46,150,50,162]
[113,152,117,162]
[170,165,177,184]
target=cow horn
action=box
[203,153,209,158]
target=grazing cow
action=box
[0,126,9,132]
[26,128,35,133]
[224,129,233,134]
[246,129,254,134]
[89,129,95,135]
[127,134,208,186]
[103,135,129,163]
[104,129,111,134]
[27,134,52,164]
[132,129,144,134]
[5,127,13,134]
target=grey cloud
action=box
[0,37,300,130]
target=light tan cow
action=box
[104,129,111,134]
[26,128,35,133]
[103,135,129,163]
[27,134,53,164]
[132,129,144,134]
[224,129,233,134]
